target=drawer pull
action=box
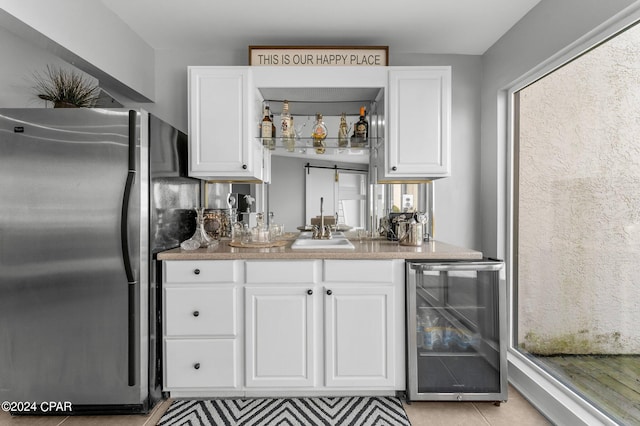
[194,363,201,370]
[307,289,313,295]
[326,289,332,295]
[193,269,201,275]
[391,166,397,171]
[193,311,200,317]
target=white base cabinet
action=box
[245,285,315,387]
[163,259,405,397]
[324,285,395,387]
[163,260,243,391]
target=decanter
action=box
[181,207,216,250]
[311,113,327,154]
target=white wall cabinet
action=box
[162,258,405,397]
[188,66,264,181]
[187,66,451,183]
[381,67,451,181]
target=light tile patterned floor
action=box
[0,385,549,426]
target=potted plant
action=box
[33,65,100,108]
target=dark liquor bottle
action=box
[352,106,368,147]
[261,104,274,149]
[270,112,276,150]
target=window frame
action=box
[503,5,640,425]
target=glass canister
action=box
[397,219,424,246]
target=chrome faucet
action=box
[312,197,332,240]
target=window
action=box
[514,22,640,424]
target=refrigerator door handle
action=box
[121,109,138,387]
[121,171,136,285]
[121,170,137,387]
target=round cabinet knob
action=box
[194,363,201,370]
[242,164,248,170]
[391,166,397,171]
[193,311,200,317]
[326,289,332,295]
[193,268,200,275]
[307,289,313,295]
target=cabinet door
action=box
[385,67,451,180]
[188,67,262,180]
[245,286,315,387]
[324,286,395,387]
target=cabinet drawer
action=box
[165,287,237,337]
[165,260,240,283]
[165,339,237,389]
[324,260,396,283]
[245,260,319,284]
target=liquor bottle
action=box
[261,104,274,150]
[338,112,349,148]
[352,106,368,147]
[281,100,295,152]
[270,112,276,150]
[311,113,327,154]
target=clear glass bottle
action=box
[180,207,216,250]
[281,100,295,152]
[311,113,327,154]
[338,112,349,148]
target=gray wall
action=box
[479,0,638,258]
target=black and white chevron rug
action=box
[157,396,411,426]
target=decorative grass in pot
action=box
[33,65,100,108]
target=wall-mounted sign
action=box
[249,46,388,66]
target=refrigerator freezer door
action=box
[0,109,143,407]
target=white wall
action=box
[0,1,155,101]
[0,25,89,107]
[479,0,638,258]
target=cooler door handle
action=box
[411,262,503,272]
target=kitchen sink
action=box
[291,232,355,250]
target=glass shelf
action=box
[257,137,379,153]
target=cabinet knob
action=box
[326,289,332,295]
[193,268,200,275]
[193,311,200,317]
[307,289,313,295]
[391,166,397,171]
[193,363,200,370]
[242,164,248,169]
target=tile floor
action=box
[0,385,550,426]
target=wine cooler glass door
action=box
[406,260,507,402]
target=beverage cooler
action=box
[405,260,507,403]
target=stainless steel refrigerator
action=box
[0,108,200,414]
